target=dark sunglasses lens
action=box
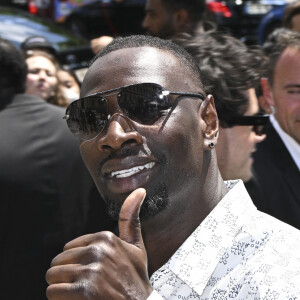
[118,83,169,124]
[66,96,108,140]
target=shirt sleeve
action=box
[147,290,164,300]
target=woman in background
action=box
[24,50,69,107]
[57,67,81,103]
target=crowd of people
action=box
[1,0,300,299]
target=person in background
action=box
[24,50,69,107]
[0,38,115,300]
[22,35,81,105]
[282,0,300,32]
[57,67,81,103]
[253,29,300,229]
[142,0,207,39]
[24,50,59,103]
[177,31,267,201]
[256,28,295,114]
[46,35,300,300]
[90,0,208,54]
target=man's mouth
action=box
[109,162,156,178]
[37,84,46,91]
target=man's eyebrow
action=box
[284,84,300,88]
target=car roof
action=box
[0,6,94,74]
[0,6,90,51]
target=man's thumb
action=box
[119,188,146,248]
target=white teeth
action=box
[110,162,155,178]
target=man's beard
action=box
[104,184,169,221]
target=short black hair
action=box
[91,35,203,89]
[176,31,265,126]
[161,0,206,25]
[262,28,300,86]
[0,38,28,95]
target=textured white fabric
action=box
[148,180,300,299]
[148,290,163,300]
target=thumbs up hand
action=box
[46,188,153,300]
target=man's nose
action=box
[142,14,149,29]
[97,114,143,152]
[38,70,47,80]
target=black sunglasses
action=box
[226,114,269,135]
[64,82,205,141]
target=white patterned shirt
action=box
[148,180,300,299]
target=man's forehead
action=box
[145,0,165,10]
[81,47,198,95]
[91,47,178,74]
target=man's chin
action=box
[104,185,169,221]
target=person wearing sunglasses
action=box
[46,35,300,300]
[253,29,300,230]
[176,31,268,202]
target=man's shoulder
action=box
[0,94,77,144]
[208,211,300,297]
[246,208,300,245]
[1,94,65,115]
[255,124,283,154]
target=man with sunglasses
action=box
[46,35,300,300]
[253,29,300,230]
[176,31,268,203]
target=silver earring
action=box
[209,142,215,149]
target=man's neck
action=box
[141,174,228,276]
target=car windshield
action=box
[0,7,89,51]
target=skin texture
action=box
[216,88,266,182]
[142,0,177,38]
[46,46,227,300]
[262,47,300,144]
[25,56,58,101]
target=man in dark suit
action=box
[0,38,115,300]
[253,29,300,229]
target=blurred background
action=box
[0,0,296,79]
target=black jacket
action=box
[252,123,300,230]
[0,95,115,300]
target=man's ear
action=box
[200,95,219,150]
[261,77,275,109]
[173,9,190,32]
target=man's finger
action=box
[119,188,146,248]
